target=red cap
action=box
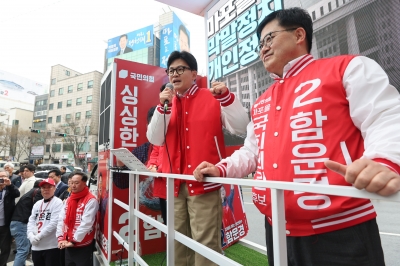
[39,178,56,187]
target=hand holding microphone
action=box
[160,83,174,112]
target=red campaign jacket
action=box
[162,86,226,196]
[251,55,376,236]
[60,192,97,247]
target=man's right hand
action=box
[193,161,220,182]
[160,87,174,106]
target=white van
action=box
[0,161,21,173]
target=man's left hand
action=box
[4,177,11,186]
[325,158,400,196]
[64,242,75,248]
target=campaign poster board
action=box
[107,25,154,59]
[160,12,191,68]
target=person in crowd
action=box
[194,7,400,266]
[59,173,73,202]
[11,180,43,266]
[57,172,98,266]
[0,171,20,266]
[4,163,21,188]
[147,50,249,265]
[48,169,68,198]
[16,164,36,203]
[60,166,69,184]
[27,178,63,266]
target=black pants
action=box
[265,217,385,266]
[159,198,167,225]
[0,225,11,266]
[65,243,94,266]
[32,248,61,266]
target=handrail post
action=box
[128,173,135,265]
[271,188,287,266]
[134,174,140,265]
[166,177,175,265]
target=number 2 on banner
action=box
[37,222,43,233]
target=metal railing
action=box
[110,169,400,266]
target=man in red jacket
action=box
[147,51,249,265]
[194,7,400,266]
[57,172,98,266]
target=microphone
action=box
[164,83,174,112]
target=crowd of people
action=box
[0,163,98,266]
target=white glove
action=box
[28,232,38,245]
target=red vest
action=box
[162,87,226,196]
[62,192,97,247]
[252,55,376,236]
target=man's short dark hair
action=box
[147,106,156,124]
[24,164,36,173]
[34,180,41,188]
[60,166,66,171]
[120,34,128,40]
[179,24,190,47]
[48,169,61,177]
[167,51,198,72]
[71,171,88,183]
[256,7,313,52]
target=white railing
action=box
[110,170,400,266]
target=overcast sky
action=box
[0,0,207,88]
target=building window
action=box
[66,114,71,121]
[50,90,55,97]
[75,127,81,135]
[56,115,61,123]
[68,85,73,93]
[86,110,92,118]
[49,103,54,110]
[46,144,50,152]
[63,143,74,152]
[328,2,332,11]
[67,99,72,107]
[77,83,83,91]
[336,0,339,7]
[58,87,63,95]
[86,95,92,103]
[52,144,61,152]
[95,142,98,152]
[57,101,62,109]
[48,117,53,124]
[75,112,81,120]
[88,80,93,88]
[51,78,56,85]
[312,11,316,21]
[76,97,82,105]
[320,6,324,16]
[65,70,70,76]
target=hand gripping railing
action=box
[110,169,400,266]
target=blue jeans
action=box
[10,221,30,266]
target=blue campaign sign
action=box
[160,23,174,68]
[207,0,284,80]
[107,25,154,59]
[160,13,191,68]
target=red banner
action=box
[221,184,249,249]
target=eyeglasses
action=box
[255,28,298,54]
[165,66,191,76]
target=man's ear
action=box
[295,28,307,45]
[191,70,198,82]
